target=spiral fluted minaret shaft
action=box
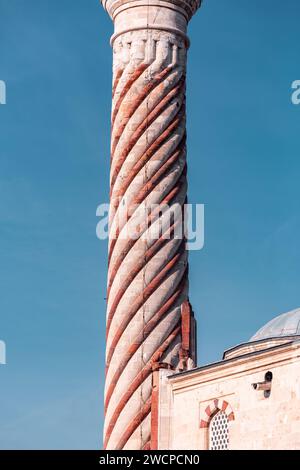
[101,0,201,450]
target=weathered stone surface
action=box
[101,0,201,450]
[159,341,300,450]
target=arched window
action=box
[209,410,229,450]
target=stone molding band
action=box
[112,1,190,22]
[110,25,190,48]
[102,0,201,21]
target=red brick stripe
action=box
[106,244,185,367]
[200,399,235,428]
[110,77,185,192]
[111,62,149,125]
[104,272,187,413]
[107,180,182,294]
[112,67,124,99]
[111,63,178,155]
[116,397,152,450]
[104,325,181,449]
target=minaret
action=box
[101,0,201,450]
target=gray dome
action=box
[250,308,300,342]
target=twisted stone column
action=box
[101,0,201,450]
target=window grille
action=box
[209,411,229,450]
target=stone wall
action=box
[158,342,300,450]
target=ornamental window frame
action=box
[199,399,235,450]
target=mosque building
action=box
[155,308,300,450]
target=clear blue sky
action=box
[0,0,299,450]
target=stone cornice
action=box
[168,340,300,392]
[101,0,201,47]
[101,0,202,22]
